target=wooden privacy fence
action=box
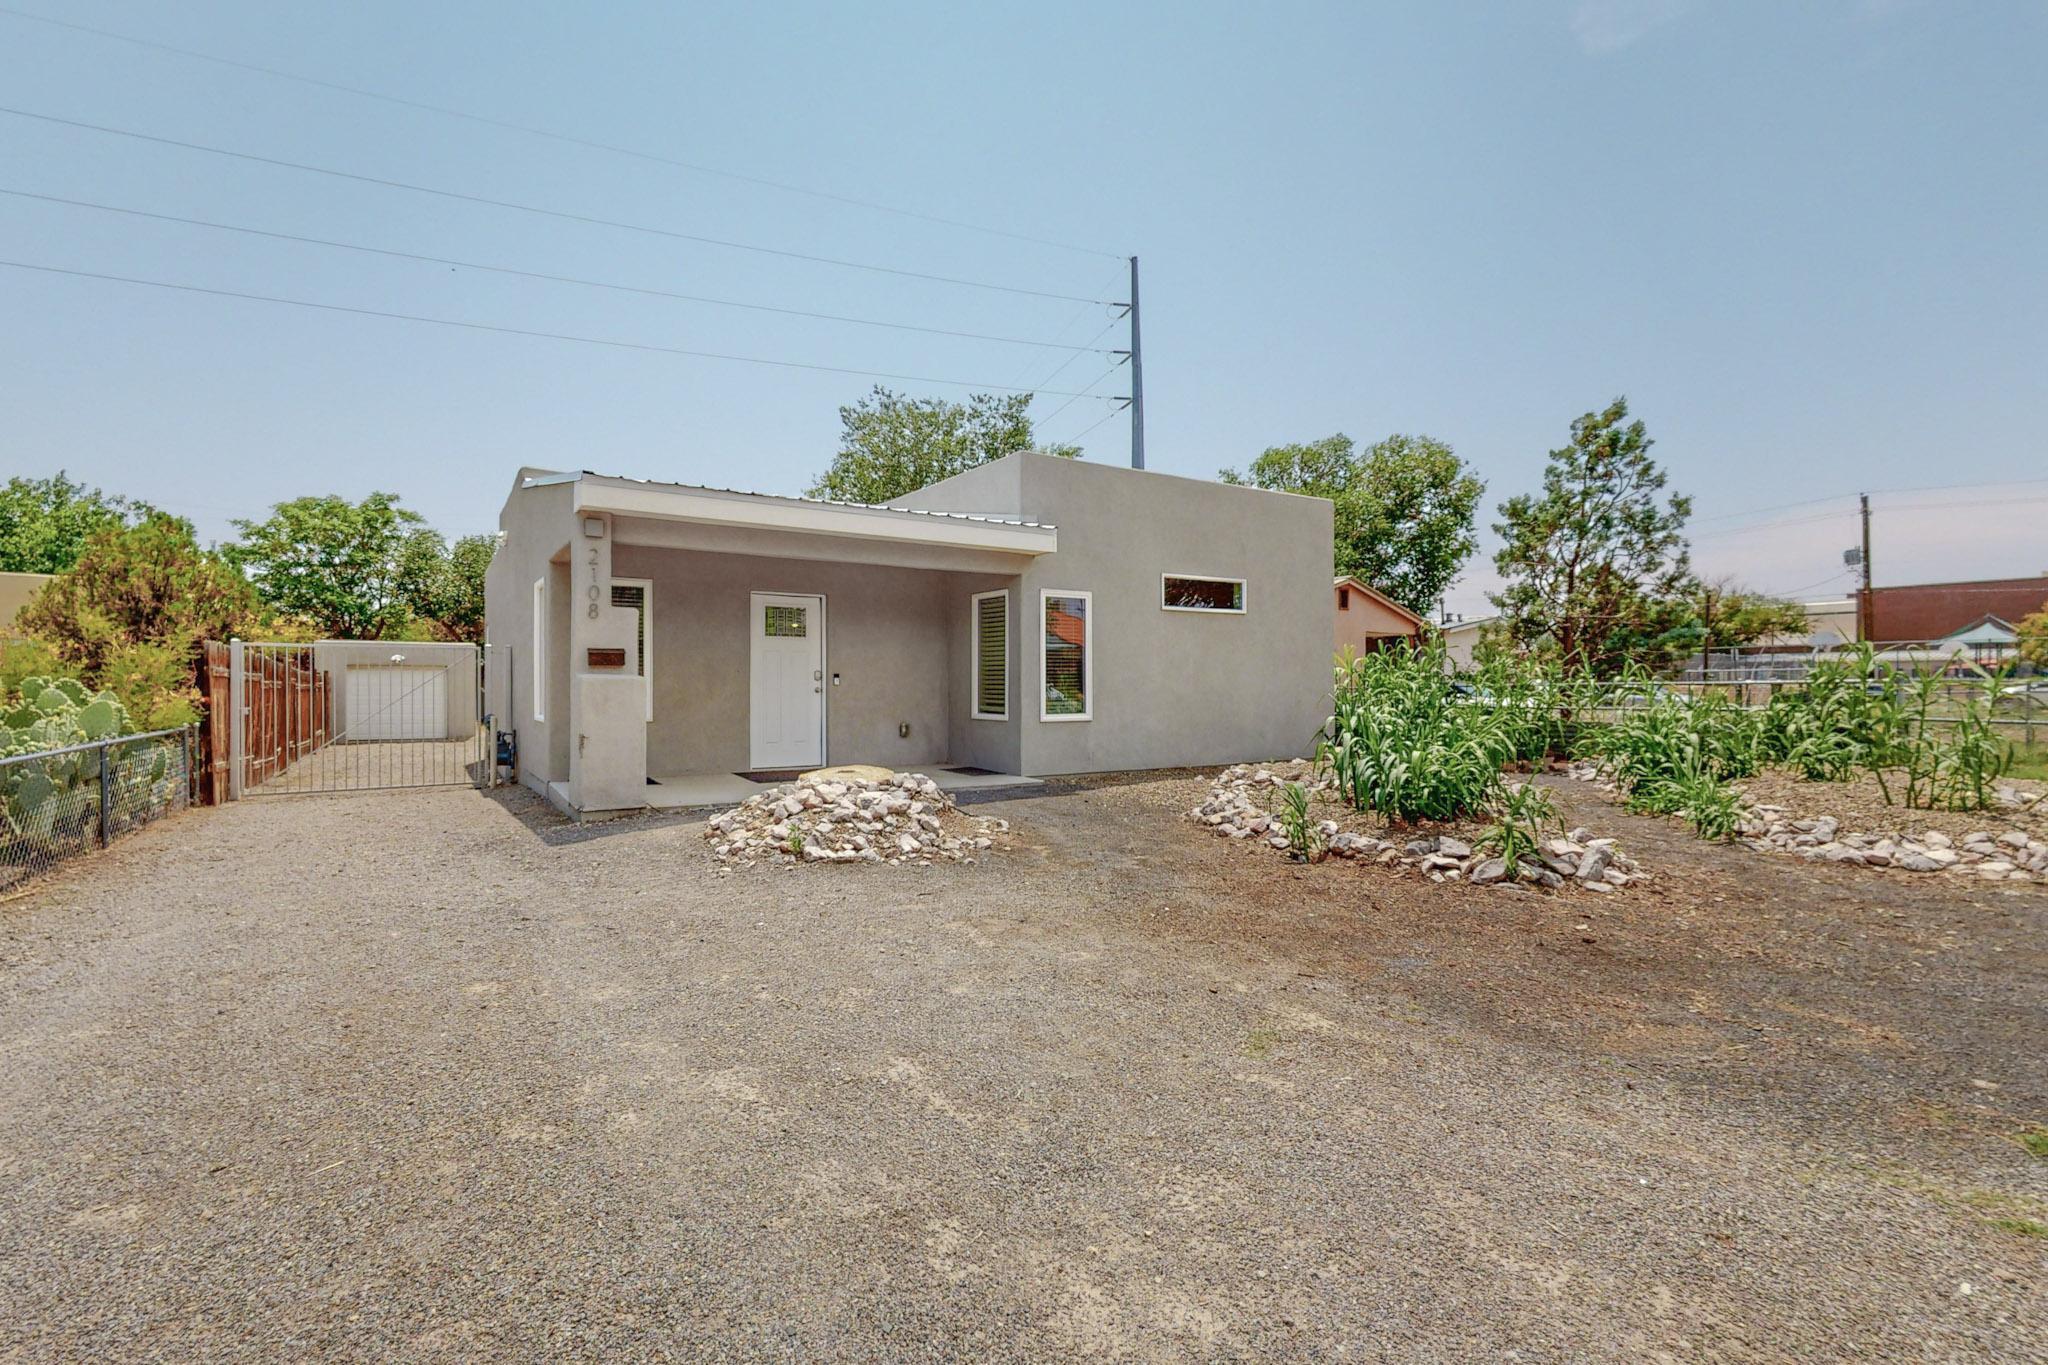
[197,642,332,804]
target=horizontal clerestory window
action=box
[1162,574,1246,613]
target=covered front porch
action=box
[538,473,1056,816]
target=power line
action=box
[1691,508,1856,542]
[0,107,1121,306]
[1757,570,1857,599]
[0,187,1121,353]
[1691,475,2048,526]
[1067,402,1131,445]
[1033,357,1131,429]
[1030,316,1128,396]
[0,258,1118,396]
[1010,264,1131,388]
[0,4,1127,261]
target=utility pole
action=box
[1127,255,1145,470]
[1858,492,1873,642]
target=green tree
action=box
[808,387,1080,504]
[17,514,262,725]
[391,529,495,642]
[1490,398,1694,675]
[0,472,142,574]
[1690,581,1809,652]
[229,493,425,639]
[1222,433,1483,613]
[2018,602,2048,668]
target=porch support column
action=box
[565,512,648,812]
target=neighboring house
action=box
[1440,615,1499,670]
[1333,576,1425,655]
[1857,575,2048,646]
[0,571,53,631]
[482,452,1334,815]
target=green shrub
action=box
[1320,643,1511,822]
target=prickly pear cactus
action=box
[1,677,144,855]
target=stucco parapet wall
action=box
[522,471,1057,556]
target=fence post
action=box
[228,637,246,801]
[98,738,112,848]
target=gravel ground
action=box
[2,776,2044,1361]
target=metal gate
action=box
[224,641,501,797]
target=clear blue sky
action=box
[4,0,2043,618]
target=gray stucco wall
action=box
[903,453,1334,775]
[611,544,964,775]
[482,470,572,793]
[486,455,1333,793]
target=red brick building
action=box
[1857,574,2048,643]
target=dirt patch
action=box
[2,778,2044,1359]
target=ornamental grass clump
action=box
[1576,686,1761,838]
[1476,780,1560,876]
[1892,669,2014,811]
[1319,642,1512,823]
[1761,646,1906,781]
[1275,781,1325,861]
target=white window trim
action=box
[970,589,1008,721]
[613,577,653,722]
[1161,571,1247,614]
[1039,588,1093,723]
[531,577,547,722]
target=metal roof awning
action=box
[530,470,1057,557]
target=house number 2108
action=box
[587,547,601,619]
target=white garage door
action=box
[344,665,447,741]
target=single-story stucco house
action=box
[482,452,1334,816]
[1333,576,1426,654]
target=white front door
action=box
[749,592,825,770]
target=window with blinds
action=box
[1041,590,1092,720]
[971,590,1007,720]
[611,580,651,721]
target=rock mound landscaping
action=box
[1189,762,1646,892]
[705,771,1007,867]
[1565,760,2048,887]
[1736,809,2045,884]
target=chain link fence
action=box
[0,726,196,896]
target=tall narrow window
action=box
[531,578,547,721]
[611,579,652,721]
[972,590,1008,720]
[1040,589,1092,721]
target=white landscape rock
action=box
[1188,763,1644,892]
[1726,792,2044,888]
[705,771,1008,868]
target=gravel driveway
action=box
[2,777,2043,1361]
